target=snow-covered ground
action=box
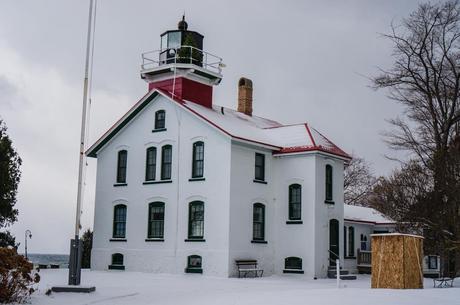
[32,269,459,305]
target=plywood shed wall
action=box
[371,233,424,289]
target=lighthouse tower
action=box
[140,16,223,108]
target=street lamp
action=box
[24,230,32,260]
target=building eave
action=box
[86,90,159,158]
[344,218,397,226]
[273,147,352,161]
[86,89,234,158]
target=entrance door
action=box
[329,219,339,266]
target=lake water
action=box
[26,253,69,268]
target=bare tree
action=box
[373,1,460,166]
[373,0,460,273]
[344,156,376,205]
[368,161,431,228]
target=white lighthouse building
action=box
[87,17,351,278]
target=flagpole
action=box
[68,0,94,286]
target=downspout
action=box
[173,100,182,259]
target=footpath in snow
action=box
[31,269,460,305]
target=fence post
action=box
[336,259,340,288]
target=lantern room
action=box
[159,16,204,66]
[140,16,224,108]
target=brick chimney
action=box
[238,77,253,116]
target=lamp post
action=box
[24,230,32,260]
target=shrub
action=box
[0,247,40,303]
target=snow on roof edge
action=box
[86,89,351,160]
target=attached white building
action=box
[343,204,396,274]
[87,18,352,278]
[342,205,441,278]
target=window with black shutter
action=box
[113,204,127,238]
[145,147,156,181]
[148,202,164,239]
[325,164,333,202]
[154,110,166,130]
[289,184,301,220]
[252,203,265,241]
[254,153,265,181]
[192,141,204,178]
[161,145,172,180]
[188,201,204,239]
[348,226,355,257]
[116,150,128,183]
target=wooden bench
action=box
[433,277,455,288]
[235,260,263,278]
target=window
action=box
[161,145,172,180]
[148,202,164,239]
[191,141,204,178]
[428,255,438,269]
[252,203,265,241]
[188,201,204,239]
[109,253,125,270]
[325,164,333,202]
[145,147,157,181]
[360,234,368,251]
[154,110,166,130]
[116,150,127,184]
[348,226,355,257]
[344,226,347,256]
[112,253,124,265]
[168,32,181,49]
[161,34,167,51]
[185,255,202,273]
[113,204,127,238]
[288,184,301,220]
[254,153,265,181]
[284,257,302,270]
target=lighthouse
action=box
[140,16,223,108]
[87,16,351,279]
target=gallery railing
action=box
[141,46,223,74]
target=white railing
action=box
[141,46,223,74]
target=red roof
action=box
[87,89,351,160]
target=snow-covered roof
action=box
[344,204,395,225]
[87,89,351,159]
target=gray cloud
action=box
[0,0,426,253]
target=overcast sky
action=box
[0,0,430,254]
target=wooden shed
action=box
[371,233,424,289]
